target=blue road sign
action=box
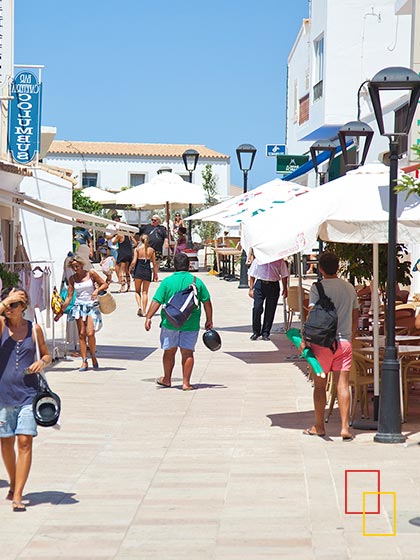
[266,144,286,157]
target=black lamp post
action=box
[309,140,337,185]
[182,149,199,249]
[310,140,337,277]
[338,120,374,168]
[236,143,257,288]
[367,67,420,444]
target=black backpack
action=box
[303,281,338,352]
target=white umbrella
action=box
[242,163,420,262]
[242,163,420,418]
[187,178,309,226]
[115,172,205,240]
[80,187,117,204]
[115,172,205,209]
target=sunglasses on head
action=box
[9,301,23,309]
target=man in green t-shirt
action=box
[145,253,213,391]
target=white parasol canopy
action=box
[187,178,309,226]
[115,172,205,209]
[242,163,420,263]
[80,187,117,204]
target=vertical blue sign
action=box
[8,71,42,164]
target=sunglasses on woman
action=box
[9,302,23,309]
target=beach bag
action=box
[302,281,338,352]
[97,290,116,314]
[51,287,63,314]
[163,277,198,328]
[60,284,76,314]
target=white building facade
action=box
[286,0,412,186]
[44,140,230,197]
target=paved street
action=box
[1,272,420,559]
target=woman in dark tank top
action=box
[0,287,51,512]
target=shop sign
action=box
[8,71,42,164]
[276,155,309,174]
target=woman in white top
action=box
[54,256,108,372]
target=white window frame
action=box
[81,171,99,188]
[129,173,146,187]
[313,34,324,100]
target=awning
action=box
[0,187,138,234]
[283,143,346,182]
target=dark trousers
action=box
[252,279,280,336]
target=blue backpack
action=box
[163,277,198,328]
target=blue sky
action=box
[14,0,309,189]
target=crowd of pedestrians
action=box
[0,207,360,514]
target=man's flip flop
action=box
[155,377,171,388]
[342,435,354,442]
[303,428,326,437]
[182,386,195,391]
[12,501,26,512]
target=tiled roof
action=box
[48,141,230,160]
[0,160,32,176]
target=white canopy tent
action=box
[0,187,138,234]
[187,178,309,226]
[115,172,205,209]
[115,172,205,239]
[79,186,117,205]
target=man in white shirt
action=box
[248,258,289,341]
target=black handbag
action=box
[33,373,61,427]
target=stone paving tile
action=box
[2,273,420,558]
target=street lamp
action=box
[309,140,337,185]
[182,149,199,248]
[367,66,420,444]
[338,120,374,168]
[310,139,337,277]
[236,143,257,288]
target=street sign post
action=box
[276,155,309,174]
[266,144,286,157]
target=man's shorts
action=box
[310,340,353,374]
[160,327,199,351]
[0,404,38,437]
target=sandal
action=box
[12,501,27,512]
[5,489,14,501]
[91,354,99,370]
[79,358,89,372]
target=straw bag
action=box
[97,290,116,314]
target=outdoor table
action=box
[355,335,420,345]
[215,248,241,281]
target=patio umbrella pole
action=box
[165,201,172,268]
[286,252,306,361]
[352,243,379,431]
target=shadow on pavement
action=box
[216,325,252,333]
[143,378,227,390]
[25,491,79,506]
[225,350,282,364]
